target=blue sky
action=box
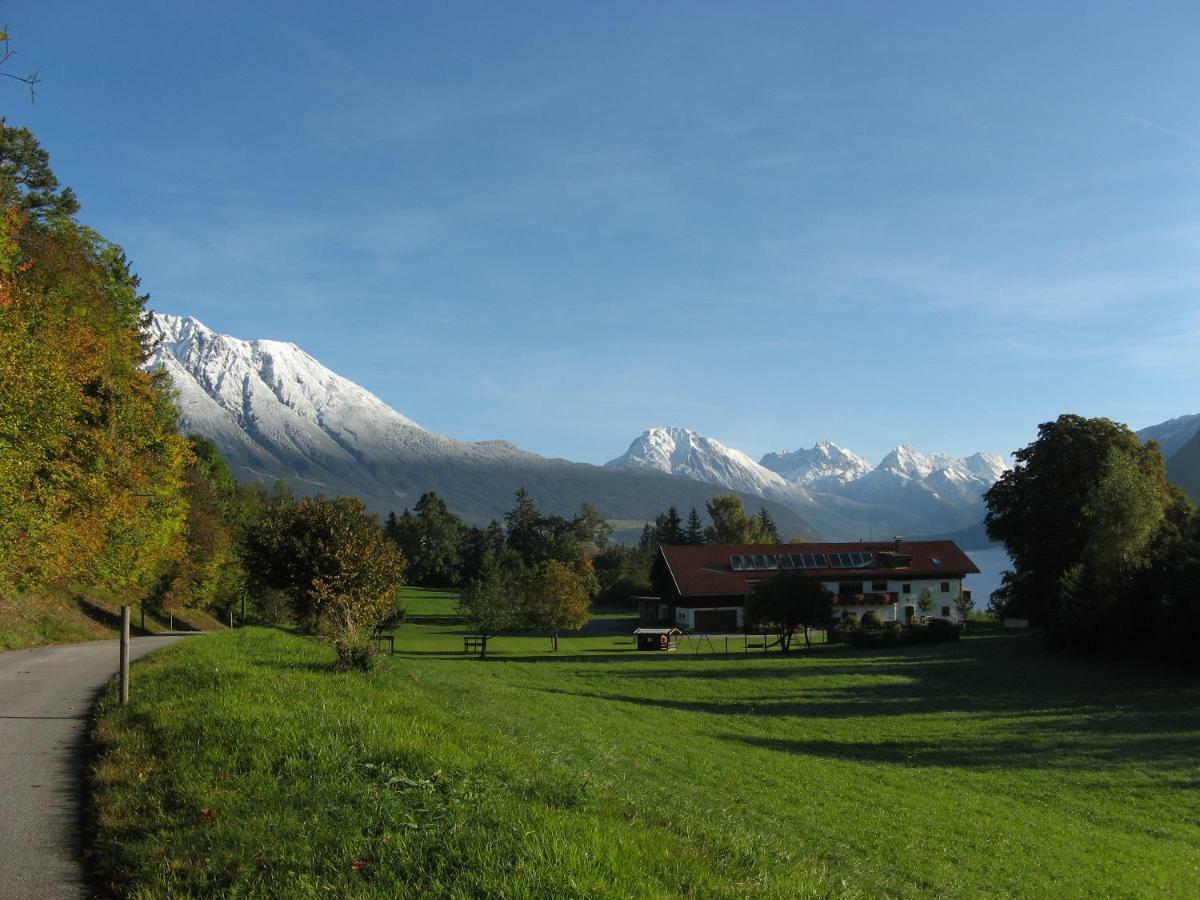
[11,2,1200,465]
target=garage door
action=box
[694,609,738,631]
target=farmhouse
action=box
[645,538,980,631]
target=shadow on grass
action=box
[74,596,157,637]
[723,718,1200,775]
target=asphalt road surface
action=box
[0,636,184,898]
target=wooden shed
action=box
[634,627,681,651]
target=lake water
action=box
[964,545,1012,607]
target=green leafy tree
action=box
[917,587,935,618]
[745,571,833,652]
[952,591,975,625]
[984,415,1173,626]
[390,491,464,587]
[684,507,705,545]
[458,555,525,658]
[243,495,406,669]
[521,559,592,651]
[705,494,751,544]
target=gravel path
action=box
[0,636,185,898]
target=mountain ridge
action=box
[146,314,817,540]
[606,426,1010,539]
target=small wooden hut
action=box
[634,627,681,651]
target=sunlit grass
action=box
[90,588,1200,898]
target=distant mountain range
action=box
[146,314,815,541]
[606,426,1010,540]
[146,313,1200,544]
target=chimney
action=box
[894,536,903,553]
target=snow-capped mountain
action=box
[145,314,816,537]
[760,441,873,487]
[607,428,1010,539]
[605,427,809,507]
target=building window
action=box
[838,582,861,597]
[902,584,912,594]
[872,580,887,592]
[942,606,950,617]
[940,581,950,593]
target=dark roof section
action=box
[659,541,980,599]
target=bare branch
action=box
[0,28,40,103]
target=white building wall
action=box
[825,577,966,623]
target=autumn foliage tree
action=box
[0,121,192,610]
[243,495,406,669]
[521,559,591,651]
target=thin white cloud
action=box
[1124,114,1200,151]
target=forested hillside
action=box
[0,122,239,647]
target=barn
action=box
[647,538,980,630]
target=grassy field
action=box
[90,588,1200,897]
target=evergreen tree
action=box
[757,507,780,542]
[656,506,685,546]
[505,487,543,566]
[638,523,659,552]
[685,507,705,545]
[572,501,613,550]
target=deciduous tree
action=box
[521,559,591,651]
[745,571,833,652]
[243,495,406,669]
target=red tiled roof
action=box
[658,541,980,599]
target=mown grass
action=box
[90,589,1200,898]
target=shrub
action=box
[334,640,376,672]
[927,618,962,643]
[902,623,930,644]
[878,621,901,647]
[860,610,883,629]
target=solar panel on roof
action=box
[780,555,794,569]
[765,555,778,568]
[730,556,743,570]
[753,554,767,569]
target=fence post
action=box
[119,605,130,705]
[169,611,173,631]
[229,609,234,629]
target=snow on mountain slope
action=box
[759,441,872,486]
[1136,413,1200,459]
[604,427,811,508]
[611,428,1010,538]
[147,313,533,469]
[144,314,818,537]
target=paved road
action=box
[0,636,184,899]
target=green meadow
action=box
[89,588,1200,898]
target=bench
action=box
[463,635,485,655]
[370,631,395,655]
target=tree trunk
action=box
[803,626,811,652]
[480,635,488,659]
[553,630,559,652]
